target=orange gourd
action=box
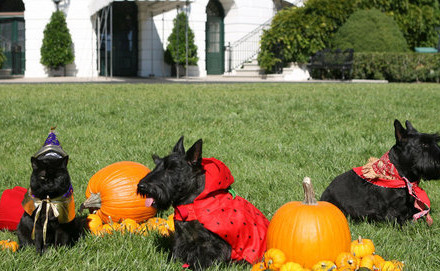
[251,262,267,271]
[359,255,375,270]
[373,254,385,268]
[280,262,304,271]
[380,261,395,271]
[350,236,375,258]
[266,177,351,269]
[0,239,18,252]
[82,161,156,223]
[311,260,336,271]
[335,252,358,270]
[120,218,139,234]
[87,214,103,235]
[264,248,286,270]
[101,224,114,235]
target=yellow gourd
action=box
[264,248,286,271]
[350,236,375,258]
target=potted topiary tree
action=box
[0,47,11,78]
[164,12,198,77]
[40,11,74,76]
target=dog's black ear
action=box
[405,120,418,133]
[152,154,161,165]
[173,136,185,154]
[186,139,203,166]
[31,157,39,170]
[394,119,408,144]
[60,155,69,169]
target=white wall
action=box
[137,0,276,78]
[23,0,275,78]
[23,0,97,78]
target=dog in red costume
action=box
[138,137,269,270]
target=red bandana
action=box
[174,158,269,264]
[353,151,432,225]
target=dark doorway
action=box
[98,2,138,76]
[0,0,25,75]
[206,0,224,75]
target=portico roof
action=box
[89,0,191,16]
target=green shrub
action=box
[352,52,440,82]
[258,0,440,73]
[40,11,74,69]
[258,0,357,72]
[164,12,198,66]
[331,9,409,52]
[358,0,440,50]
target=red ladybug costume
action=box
[174,158,269,264]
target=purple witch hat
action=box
[32,127,68,158]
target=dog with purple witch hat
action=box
[321,120,440,225]
[17,128,86,254]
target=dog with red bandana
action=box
[137,137,269,270]
[321,120,440,225]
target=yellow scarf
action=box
[22,188,75,245]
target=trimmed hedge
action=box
[331,9,409,53]
[352,52,440,82]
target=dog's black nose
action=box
[137,182,147,190]
[137,182,149,196]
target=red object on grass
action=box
[0,186,27,230]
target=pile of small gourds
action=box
[252,236,404,271]
[0,239,18,252]
[87,213,174,237]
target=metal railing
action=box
[226,18,272,73]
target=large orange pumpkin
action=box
[82,161,156,223]
[266,177,351,269]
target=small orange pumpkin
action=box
[120,218,139,234]
[359,255,375,270]
[82,161,156,223]
[280,262,304,271]
[101,224,114,235]
[137,222,149,236]
[251,262,267,271]
[167,214,175,232]
[264,248,286,270]
[311,260,336,271]
[335,252,358,270]
[87,214,103,235]
[0,239,18,252]
[380,261,395,271]
[350,236,375,258]
[372,254,384,268]
[146,217,168,231]
[266,177,351,269]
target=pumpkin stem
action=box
[358,235,363,244]
[302,177,318,205]
[79,192,102,213]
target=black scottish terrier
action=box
[17,135,86,254]
[321,120,440,225]
[137,137,269,270]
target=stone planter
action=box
[283,63,311,81]
[186,65,199,77]
[0,68,12,79]
[48,66,65,77]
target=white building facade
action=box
[1,0,299,78]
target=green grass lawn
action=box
[0,82,439,270]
